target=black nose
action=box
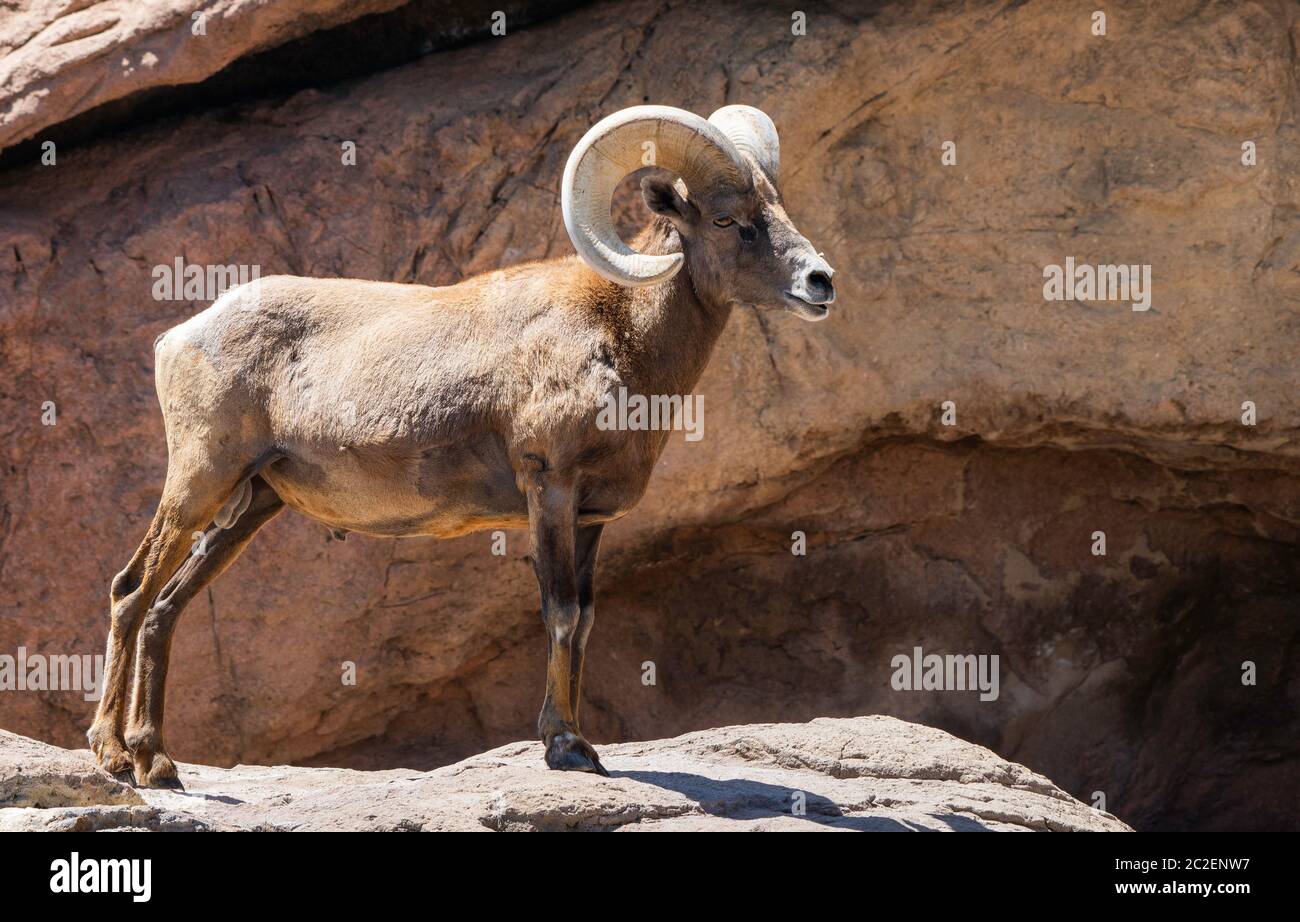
[804,270,835,304]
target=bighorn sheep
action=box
[88,104,836,783]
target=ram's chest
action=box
[541,419,669,525]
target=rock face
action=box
[0,717,1131,831]
[0,0,410,152]
[0,0,1296,832]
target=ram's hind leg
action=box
[125,476,284,786]
[88,451,265,779]
[88,508,177,775]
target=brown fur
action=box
[87,157,834,783]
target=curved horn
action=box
[708,105,780,184]
[562,105,747,287]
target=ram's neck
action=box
[600,219,732,397]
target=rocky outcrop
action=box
[0,0,1296,832]
[0,717,1131,831]
[0,0,414,152]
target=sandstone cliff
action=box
[0,0,1296,831]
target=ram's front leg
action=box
[525,463,608,776]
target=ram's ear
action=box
[641,175,697,226]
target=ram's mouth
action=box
[783,292,830,321]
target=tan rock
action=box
[0,0,409,152]
[0,727,142,809]
[0,717,1132,831]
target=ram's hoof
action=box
[545,732,609,776]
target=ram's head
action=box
[562,104,836,321]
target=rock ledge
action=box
[0,716,1130,832]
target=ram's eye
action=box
[712,216,736,228]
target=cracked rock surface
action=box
[0,0,410,151]
[0,716,1130,831]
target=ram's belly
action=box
[261,436,528,538]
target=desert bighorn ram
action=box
[88,104,836,783]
